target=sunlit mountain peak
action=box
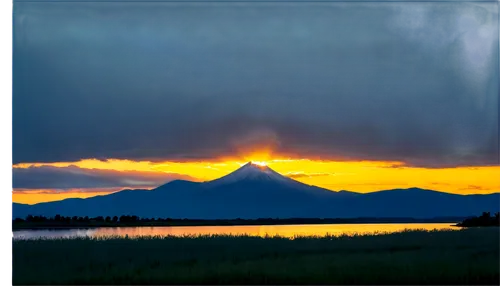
[205,161,298,187]
[250,161,267,167]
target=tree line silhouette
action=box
[456,212,500,227]
[14,215,185,225]
[12,214,479,229]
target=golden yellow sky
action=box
[12,152,500,204]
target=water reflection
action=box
[13,223,457,240]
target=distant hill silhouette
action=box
[12,162,500,219]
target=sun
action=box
[251,161,268,167]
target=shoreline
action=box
[12,219,462,231]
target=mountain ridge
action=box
[12,162,500,219]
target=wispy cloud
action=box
[458,185,488,191]
[12,187,130,195]
[286,172,333,179]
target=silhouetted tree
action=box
[458,212,499,227]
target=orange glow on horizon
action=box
[12,187,157,205]
[12,153,500,204]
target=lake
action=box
[12,223,457,240]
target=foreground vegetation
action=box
[13,214,465,229]
[13,228,499,285]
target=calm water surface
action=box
[13,223,457,240]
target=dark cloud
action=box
[12,166,194,189]
[13,2,499,167]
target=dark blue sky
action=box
[13,1,499,167]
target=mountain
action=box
[12,162,500,219]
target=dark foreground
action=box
[13,229,499,285]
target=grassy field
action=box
[13,228,499,285]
